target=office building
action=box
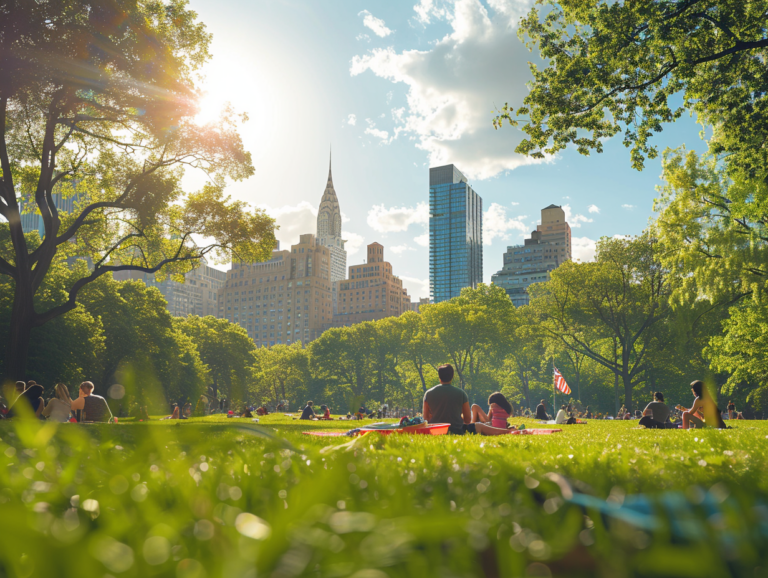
[316,154,347,313]
[491,204,572,306]
[218,234,332,346]
[408,297,431,313]
[331,243,412,327]
[428,164,483,303]
[114,259,226,317]
[20,187,81,238]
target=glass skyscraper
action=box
[429,164,483,303]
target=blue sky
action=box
[188,0,706,300]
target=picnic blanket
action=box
[303,431,347,437]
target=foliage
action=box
[0,0,276,378]
[1,418,768,578]
[494,0,768,175]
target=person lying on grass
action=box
[676,381,727,429]
[423,364,516,436]
[471,392,513,428]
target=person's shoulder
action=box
[425,383,444,395]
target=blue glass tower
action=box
[429,164,483,302]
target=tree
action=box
[494,0,768,176]
[397,311,443,393]
[174,316,254,404]
[251,343,309,407]
[530,235,674,411]
[0,0,275,380]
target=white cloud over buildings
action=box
[359,10,394,37]
[483,203,527,245]
[367,202,429,233]
[572,236,597,262]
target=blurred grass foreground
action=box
[1,416,768,578]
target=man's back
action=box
[535,404,548,420]
[83,395,112,422]
[644,401,669,423]
[424,383,467,434]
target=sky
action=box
[187,0,706,300]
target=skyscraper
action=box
[316,152,347,313]
[428,164,483,303]
[491,204,572,306]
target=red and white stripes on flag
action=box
[554,367,571,395]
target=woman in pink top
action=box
[471,392,513,429]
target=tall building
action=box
[428,164,483,303]
[331,242,412,327]
[316,153,347,314]
[218,234,332,346]
[20,187,80,238]
[491,204,572,306]
[114,259,226,317]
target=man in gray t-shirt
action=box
[639,392,669,428]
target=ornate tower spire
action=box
[317,146,342,239]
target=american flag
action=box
[554,367,571,395]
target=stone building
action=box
[331,243,412,328]
[316,153,347,313]
[218,234,333,346]
[491,204,572,306]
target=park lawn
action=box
[1,418,767,578]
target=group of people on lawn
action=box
[1,380,112,422]
[299,364,731,434]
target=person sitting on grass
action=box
[42,383,73,423]
[727,401,736,420]
[471,392,513,428]
[8,383,45,419]
[555,404,568,425]
[70,381,113,422]
[638,392,669,429]
[161,405,181,420]
[676,380,727,429]
[300,401,316,420]
[535,400,549,421]
[423,364,516,436]
[318,404,333,420]
[241,407,254,418]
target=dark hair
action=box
[488,392,512,414]
[540,399,546,405]
[306,400,313,406]
[438,364,454,383]
[320,404,327,410]
[654,392,664,402]
[691,380,704,398]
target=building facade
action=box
[428,164,483,303]
[491,204,572,306]
[114,260,226,317]
[218,234,333,346]
[315,154,347,314]
[331,243,412,327]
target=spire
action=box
[327,145,333,187]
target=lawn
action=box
[1,415,767,578]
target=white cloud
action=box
[347,114,357,126]
[359,10,394,38]
[562,204,593,228]
[510,201,520,206]
[572,236,596,262]
[484,202,528,245]
[260,201,317,248]
[622,204,636,210]
[400,276,430,300]
[364,126,390,141]
[356,33,371,42]
[343,231,365,256]
[390,244,416,254]
[367,202,429,233]
[588,204,600,214]
[351,0,544,180]
[414,232,429,246]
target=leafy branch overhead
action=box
[0,0,276,378]
[494,0,768,174]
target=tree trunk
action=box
[416,360,427,393]
[623,373,633,414]
[614,371,620,416]
[4,283,35,382]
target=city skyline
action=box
[182,0,706,301]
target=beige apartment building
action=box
[331,243,412,328]
[114,259,226,317]
[218,234,333,346]
[491,204,572,307]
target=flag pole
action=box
[553,355,556,414]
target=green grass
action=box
[1,416,767,577]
